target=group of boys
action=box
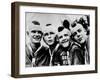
[25,15,90,67]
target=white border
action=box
[19,5,96,74]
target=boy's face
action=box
[43,31,56,46]
[70,23,87,44]
[30,29,42,43]
[58,29,71,48]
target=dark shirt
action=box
[35,46,50,66]
[52,42,87,65]
[35,44,59,66]
[79,38,90,64]
[25,43,49,67]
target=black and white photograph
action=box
[11,2,97,78]
[25,13,90,67]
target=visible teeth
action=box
[62,40,68,43]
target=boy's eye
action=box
[72,32,77,37]
[38,31,42,34]
[44,33,49,36]
[59,36,62,39]
[78,29,82,33]
[31,30,36,33]
[64,34,68,37]
[50,32,54,35]
[31,30,42,34]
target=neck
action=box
[80,36,88,48]
[49,43,57,53]
[31,42,41,49]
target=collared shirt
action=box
[35,43,59,66]
[72,36,90,65]
[53,41,87,65]
[53,42,74,65]
[25,43,46,67]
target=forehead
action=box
[71,24,84,33]
[29,25,42,32]
[58,29,70,36]
[44,31,55,34]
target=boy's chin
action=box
[62,43,69,48]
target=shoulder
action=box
[25,44,33,56]
[38,45,49,52]
[56,45,63,54]
[71,42,81,51]
[26,43,32,51]
[41,45,49,50]
[70,42,83,56]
